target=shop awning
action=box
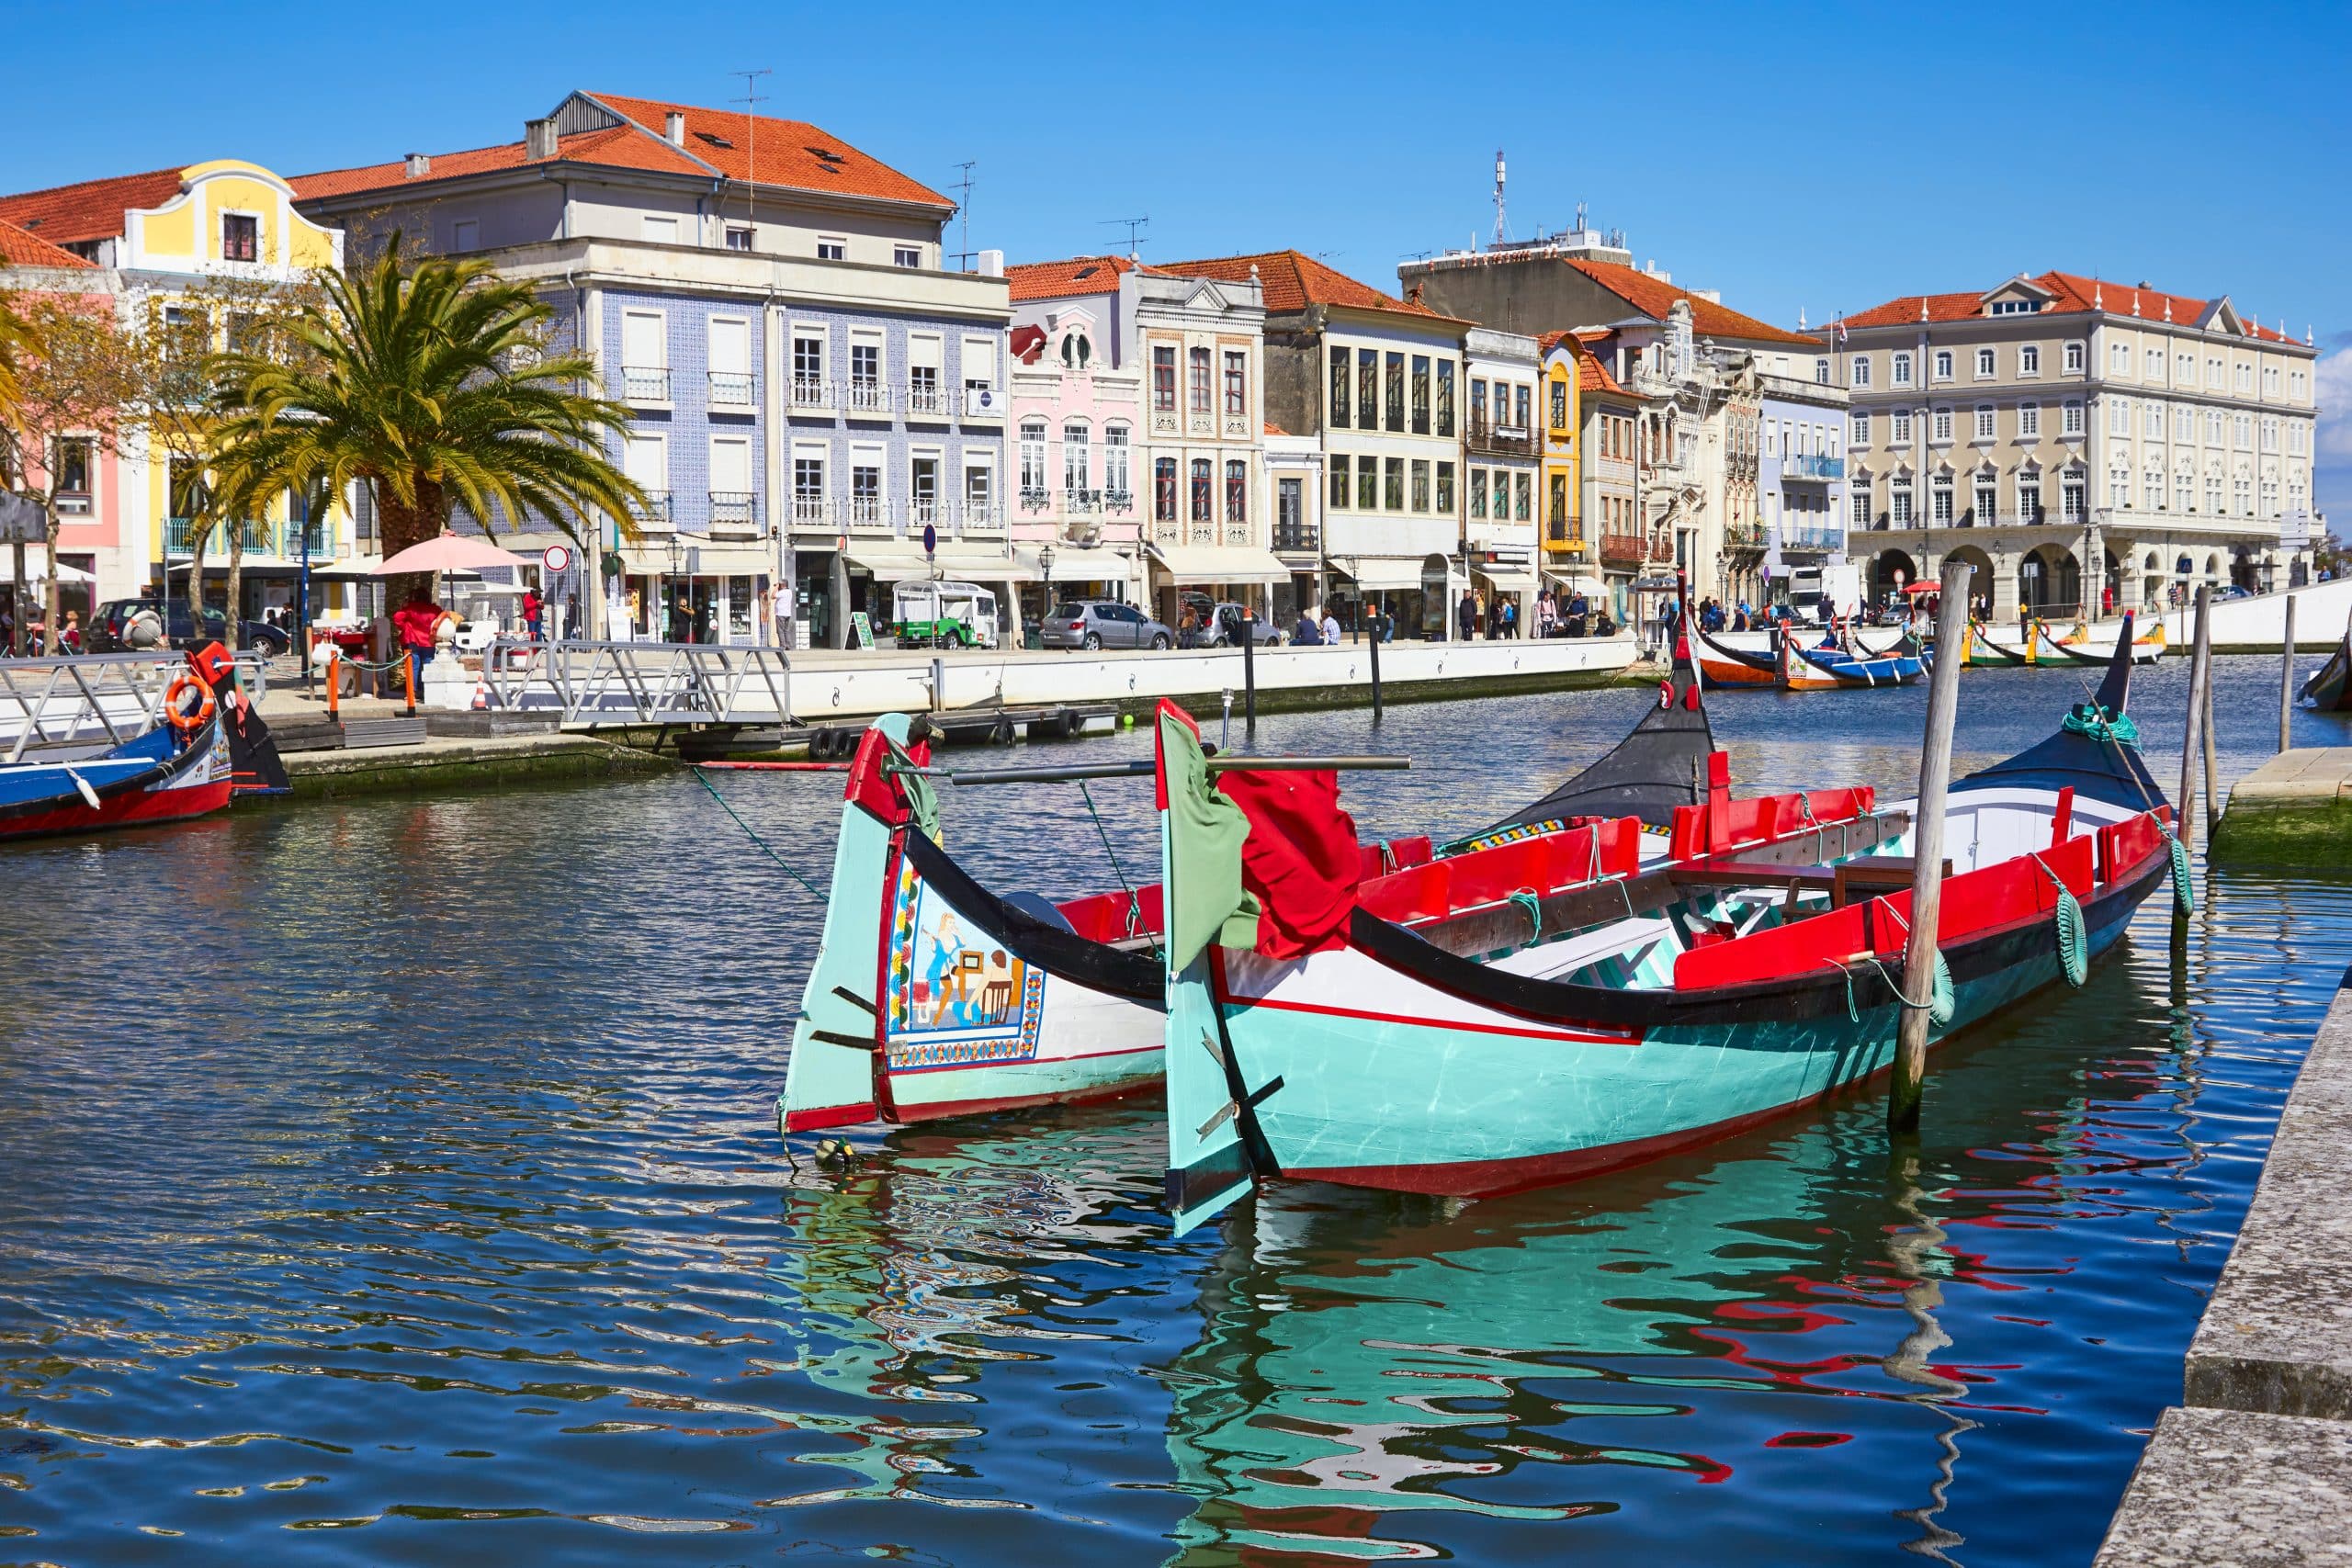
[1330,556,1433,592]
[1472,564,1539,593]
[619,540,775,577]
[846,545,1029,582]
[1146,544,1292,584]
[1542,570,1607,595]
[1016,544,1136,587]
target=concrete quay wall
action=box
[2095,973,2352,1564]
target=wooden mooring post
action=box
[1369,629,1384,720]
[2177,585,2212,854]
[1890,558,1973,1132]
[1241,614,1258,735]
[2280,592,2298,753]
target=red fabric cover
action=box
[1056,883,1167,941]
[842,727,931,826]
[1215,767,1361,960]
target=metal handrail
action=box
[476,640,793,728]
[0,649,270,760]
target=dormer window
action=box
[1988,299,2041,315]
[221,213,259,263]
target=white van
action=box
[891,580,1001,649]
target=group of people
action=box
[1288,604,1347,646]
[1455,586,1618,642]
[0,604,82,655]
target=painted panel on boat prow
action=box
[1157,701,1258,1235]
[779,713,914,1134]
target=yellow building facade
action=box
[1538,334,1585,583]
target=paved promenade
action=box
[2211,749,2352,865]
[2095,971,2352,1564]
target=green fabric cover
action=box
[1159,709,1260,971]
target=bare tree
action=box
[0,291,139,652]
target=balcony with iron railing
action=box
[1465,416,1536,457]
[905,382,951,421]
[1724,522,1767,550]
[1272,522,1319,553]
[707,371,754,410]
[960,503,1006,536]
[842,379,891,419]
[708,491,759,532]
[1063,488,1101,514]
[618,365,672,404]
[1019,485,1052,513]
[790,376,835,412]
[844,495,888,532]
[1599,531,1649,566]
[630,491,674,530]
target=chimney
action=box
[403,152,431,179]
[526,118,557,161]
[665,110,685,146]
[978,248,1003,278]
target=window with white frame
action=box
[725,225,752,252]
[2018,401,2041,438]
[1975,347,1995,378]
[964,453,993,522]
[2146,347,2164,379]
[848,446,883,523]
[2064,341,2085,373]
[1063,421,1091,496]
[1017,420,1046,499]
[1851,486,1871,527]
[707,316,752,408]
[708,434,752,523]
[2144,468,2163,511]
[2108,398,2129,435]
[1103,425,1131,504]
[2290,422,2307,457]
[791,328,826,399]
[816,235,847,261]
[2207,410,2224,444]
[623,431,668,518]
[1889,478,1913,526]
[2062,468,2086,524]
[2262,416,2279,452]
[2019,344,2041,376]
[2063,400,2084,436]
[1851,355,1871,388]
[1933,349,1953,380]
[893,245,920,269]
[960,336,997,401]
[2175,406,2194,440]
[642,215,680,245]
[2264,365,2280,395]
[1850,410,1870,446]
[1973,405,1995,440]
[2109,465,2130,509]
[2233,412,2252,447]
[1973,475,1996,521]
[2234,472,2251,514]
[791,446,826,523]
[1892,409,1912,443]
[1931,475,1954,523]
[2235,361,2253,392]
[2206,355,2223,387]
[1932,407,1953,442]
[847,329,882,407]
[907,451,941,525]
[2177,469,2194,513]
[2291,368,2308,400]
[2018,471,2042,521]
[1815,357,1830,385]
[2143,401,2163,438]
[1892,351,1913,387]
[906,333,944,413]
[2110,342,2130,374]
[2207,470,2223,513]
[2177,351,2194,382]
[619,310,667,400]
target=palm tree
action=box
[209,242,643,615]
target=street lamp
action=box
[1037,545,1055,652]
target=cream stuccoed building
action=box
[1830,271,2320,620]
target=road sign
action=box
[922,523,937,558]
[2281,510,2312,549]
[542,544,572,573]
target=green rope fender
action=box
[2166,833,2195,917]
[1506,888,1544,941]
[2061,703,2141,749]
[2027,853,2090,987]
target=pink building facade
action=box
[1006,257,1147,619]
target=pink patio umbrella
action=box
[369,530,534,579]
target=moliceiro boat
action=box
[777,649,1727,1138]
[2033,619,2165,666]
[2301,610,2352,711]
[0,646,260,843]
[1780,634,1927,689]
[1158,622,2177,1233]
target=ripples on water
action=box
[0,654,2344,1563]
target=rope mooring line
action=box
[690,764,827,899]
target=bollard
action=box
[402,647,417,715]
[1221,688,1232,751]
[326,649,341,719]
[930,656,946,714]
[2177,585,2211,854]
[1241,615,1257,734]
[1890,558,1973,1133]
[1369,628,1384,721]
[2280,593,2297,753]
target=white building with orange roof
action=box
[1831,271,2320,620]
[293,91,1011,649]
[1161,251,1468,639]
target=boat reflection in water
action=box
[763,955,2188,1563]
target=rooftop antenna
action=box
[730,68,771,237]
[1102,215,1148,261]
[950,161,978,271]
[1574,198,1588,235]
[1491,149,1508,246]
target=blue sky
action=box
[9,0,2348,517]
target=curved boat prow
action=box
[1479,627,1713,831]
[780,713,919,1135]
[2096,612,2136,715]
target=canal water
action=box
[2,656,2346,1565]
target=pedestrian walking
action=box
[1456,589,1477,642]
[391,592,442,694]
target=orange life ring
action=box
[165,674,216,734]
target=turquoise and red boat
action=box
[1158,618,2180,1232]
[778,647,1731,1138]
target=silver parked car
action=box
[1040,600,1173,651]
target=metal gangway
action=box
[475,640,794,729]
[0,650,272,761]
